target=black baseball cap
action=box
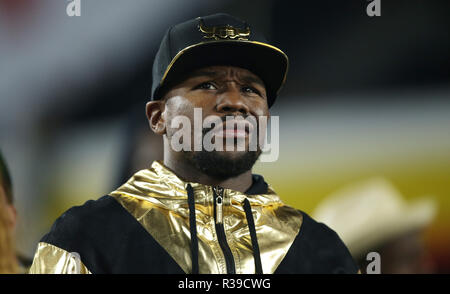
[151,13,289,107]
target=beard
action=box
[188,148,261,180]
[185,114,262,179]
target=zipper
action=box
[213,186,236,274]
[215,187,223,224]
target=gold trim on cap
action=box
[158,40,289,97]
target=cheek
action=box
[248,98,269,117]
[164,96,196,137]
[251,104,270,120]
[165,96,193,117]
[255,108,270,139]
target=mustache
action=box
[201,114,255,136]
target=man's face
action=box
[158,65,270,179]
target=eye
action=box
[242,86,261,96]
[195,82,217,90]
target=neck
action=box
[163,152,253,193]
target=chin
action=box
[191,150,261,179]
[217,150,249,161]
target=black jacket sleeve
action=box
[40,195,184,274]
[275,211,359,274]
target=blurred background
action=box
[0,0,449,273]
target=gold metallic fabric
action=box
[110,161,303,274]
[28,242,91,274]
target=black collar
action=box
[245,174,268,195]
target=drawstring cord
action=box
[186,184,263,274]
[186,184,199,274]
[243,198,263,274]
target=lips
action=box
[212,119,254,138]
[221,128,248,138]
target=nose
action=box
[216,86,250,116]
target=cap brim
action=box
[155,40,289,107]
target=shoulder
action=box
[52,195,118,222]
[299,210,344,245]
[32,196,124,274]
[276,209,359,274]
[37,195,185,274]
[299,210,359,273]
[40,195,122,252]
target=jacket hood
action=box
[111,160,284,211]
[109,160,302,274]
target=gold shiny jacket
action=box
[29,161,357,274]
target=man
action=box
[29,13,358,274]
[0,151,19,274]
[1,151,33,273]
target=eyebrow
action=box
[187,70,266,88]
[187,70,219,80]
[239,75,266,89]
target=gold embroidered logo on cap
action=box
[197,18,250,40]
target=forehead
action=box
[186,65,265,85]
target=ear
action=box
[146,100,166,135]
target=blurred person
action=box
[0,189,18,274]
[29,13,358,274]
[313,178,437,274]
[0,151,19,274]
